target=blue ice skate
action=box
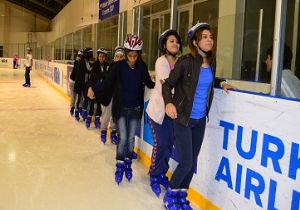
[115,160,125,185]
[132,151,138,159]
[94,116,100,128]
[100,129,107,144]
[74,110,80,121]
[178,189,193,210]
[81,109,87,121]
[150,176,161,197]
[159,174,170,190]
[22,83,30,87]
[110,129,119,144]
[79,107,83,116]
[163,189,181,210]
[85,115,92,128]
[124,158,132,182]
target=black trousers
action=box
[25,67,31,85]
[88,100,102,116]
[170,117,206,189]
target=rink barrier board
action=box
[32,60,300,210]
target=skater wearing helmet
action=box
[22,47,33,87]
[162,22,234,210]
[87,34,155,185]
[74,47,94,121]
[146,29,182,197]
[86,48,109,129]
[69,49,83,116]
[99,46,125,144]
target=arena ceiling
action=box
[6,0,71,19]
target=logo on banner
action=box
[215,120,300,210]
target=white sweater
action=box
[146,56,172,125]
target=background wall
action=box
[0,0,50,57]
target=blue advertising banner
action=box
[99,0,119,20]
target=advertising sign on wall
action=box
[53,67,60,85]
[99,0,119,20]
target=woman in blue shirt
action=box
[162,22,234,210]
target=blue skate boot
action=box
[115,160,125,185]
[94,116,100,129]
[74,110,80,121]
[100,129,107,144]
[163,188,181,210]
[150,176,161,197]
[132,151,138,160]
[79,107,83,116]
[22,83,30,87]
[159,174,170,190]
[81,109,87,121]
[124,158,133,182]
[70,106,75,116]
[110,129,119,144]
[85,115,92,128]
[178,189,193,210]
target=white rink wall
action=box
[29,60,300,210]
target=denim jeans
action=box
[116,107,141,160]
[169,117,206,189]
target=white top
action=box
[281,69,300,99]
[146,56,172,124]
[25,53,32,67]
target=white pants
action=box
[100,100,115,130]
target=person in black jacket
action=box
[86,48,110,129]
[69,49,82,116]
[87,34,155,185]
[99,46,125,144]
[162,22,234,210]
[74,47,93,121]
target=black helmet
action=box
[187,22,210,47]
[158,29,182,54]
[83,47,93,59]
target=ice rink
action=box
[0,68,165,210]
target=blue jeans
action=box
[116,107,141,160]
[170,117,206,189]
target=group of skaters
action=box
[70,22,234,210]
[69,46,122,145]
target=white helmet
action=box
[97,48,108,55]
[114,46,125,55]
[124,34,143,51]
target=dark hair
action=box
[125,49,142,63]
[159,29,182,54]
[266,45,293,69]
[82,47,93,59]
